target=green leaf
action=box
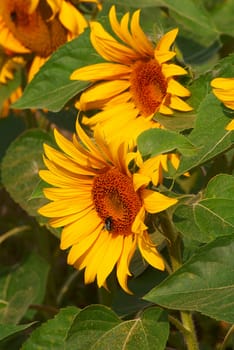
[177,94,233,175]
[21,307,80,350]
[137,128,196,159]
[144,235,234,323]
[0,323,35,342]
[0,253,49,324]
[66,305,169,350]
[13,28,102,112]
[211,0,234,36]
[66,305,121,349]
[174,174,234,242]
[105,0,218,46]
[1,129,54,218]
[92,307,169,350]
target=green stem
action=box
[180,311,200,350]
[160,210,200,350]
[220,324,234,350]
[0,225,30,244]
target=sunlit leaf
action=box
[144,235,234,323]
[13,28,102,112]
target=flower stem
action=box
[0,225,30,244]
[180,311,199,350]
[160,210,200,350]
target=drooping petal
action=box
[142,189,178,213]
[137,231,165,270]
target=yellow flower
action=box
[71,5,192,128]
[0,0,88,81]
[0,52,25,117]
[211,77,234,131]
[38,120,178,293]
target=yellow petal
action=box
[38,196,93,218]
[162,63,188,78]
[116,235,137,294]
[71,63,131,81]
[226,119,234,130]
[169,95,193,111]
[67,226,101,265]
[61,209,102,249]
[28,56,48,82]
[59,1,87,36]
[138,232,165,270]
[142,189,178,213]
[0,18,30,53]
[156,28,178,52]
[79,80,130,111]
[96,234,124,287]
[211,77,234,89]
[167,79,191,97]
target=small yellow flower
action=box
[71,5,192,128]
[0,0,88,81]
[38,120,178,293]
[211,77,234,130]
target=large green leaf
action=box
[1,129,54,218]
[144,235,234,323]
[174,174,234,242]
[0,253,49,324]
[21,307,80,350]
[66,305,169,350]
[137,128,196,159]
[13,28,102,112]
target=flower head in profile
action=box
[0,52,25,117]
[211,77,234,130]
[38,120,178,293]
[0,0,88,81]
[71,5,192,129]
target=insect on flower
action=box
[104,216,113,232]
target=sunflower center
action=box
[3,0,67,57]
[92,167,141,235]
[130,59,168,116]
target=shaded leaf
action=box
[0,253,49,324]
[0,323,35,342]
[21,307,80,350]
[13,28,102,112]
[1,129,54,218]
[174,174,234,242]
[144,235,234,323]
[177,94,233,175]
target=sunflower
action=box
[211,77,234,131]
[71,5,192,129]
[38,120,178,293]
[0,53,25,117]
[0,0,88,81]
